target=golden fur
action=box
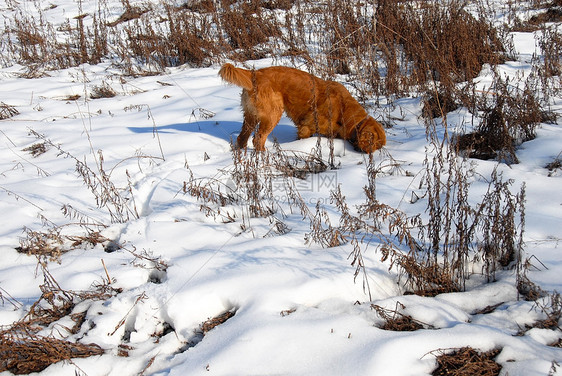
[218,63,386,153]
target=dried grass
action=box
[200,309,236,334]
[546,152,562,176]
[16,227,109,262]
[0,102,19,120]
[0,329,104,375]
[22,142,48,157]
[371,303,428,331]
[0,260,118,374]
[431,347,502,376]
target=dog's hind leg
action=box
[237,110,258,149]
[252,110,282,151]
[236,90,258,149]
[251,92,283,151]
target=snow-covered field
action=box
[1,1,562,375]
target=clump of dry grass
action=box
[371,303,428,331]
[90,82,117,99]
[200,309,237,334]
[0,329,104,375]
[16,227,110,262]
[546,152,562,176]
[430,347,502,376]
[0,260,119,374]
[22,142,48,157]
[519,291,562,333]
[0,102,19,120]
[28,129,142,223]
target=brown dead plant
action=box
[0,102,19,120]
[430,347,502,376]
[0,260,119,374]
[0,328,104,375]
[371,302,429,331]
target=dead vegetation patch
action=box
[90,83,117,99]
[200,309,236,334]
[422,89,459,119]
[519,291,562,334]
[16,227,109,262]
[527,3,562,27]
[0,329,104,375]
[0,102,19,120]
[546,153,562,176]
[22,142,48,157]
[0,261,119,374]
[456,76,543,164]
[430,347,502,376]
[371,303,428,331]
[107,5,151,27]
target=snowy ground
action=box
[1,2,562,376]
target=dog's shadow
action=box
[128,120,298,146]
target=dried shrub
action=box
[183,144,331,237]
[349,122,525,296]
[305,201,346,248]
[537,27,562,95]
[401,1,506,89]
[107,4,151,27]
[29,129,141,223]
[431,347,502,376]
[16,227,66,261]
[527,4,562,27]
[522,291,562,332]
[1,0,512,93]
[476,170,526,281]
[218,0,281,61]
[422,88,460,119]
[457,75,544,164]
[518,273,547,301]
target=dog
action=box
[218,63,386,153]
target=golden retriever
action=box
[219,63,386,153]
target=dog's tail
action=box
[219,63,253,90]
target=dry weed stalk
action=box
[456,72,545,164]
[28,129,140,223]
[335,115,525,296]
[518,291,562,333]
[183,143,332,238]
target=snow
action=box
[1,2,562,376]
